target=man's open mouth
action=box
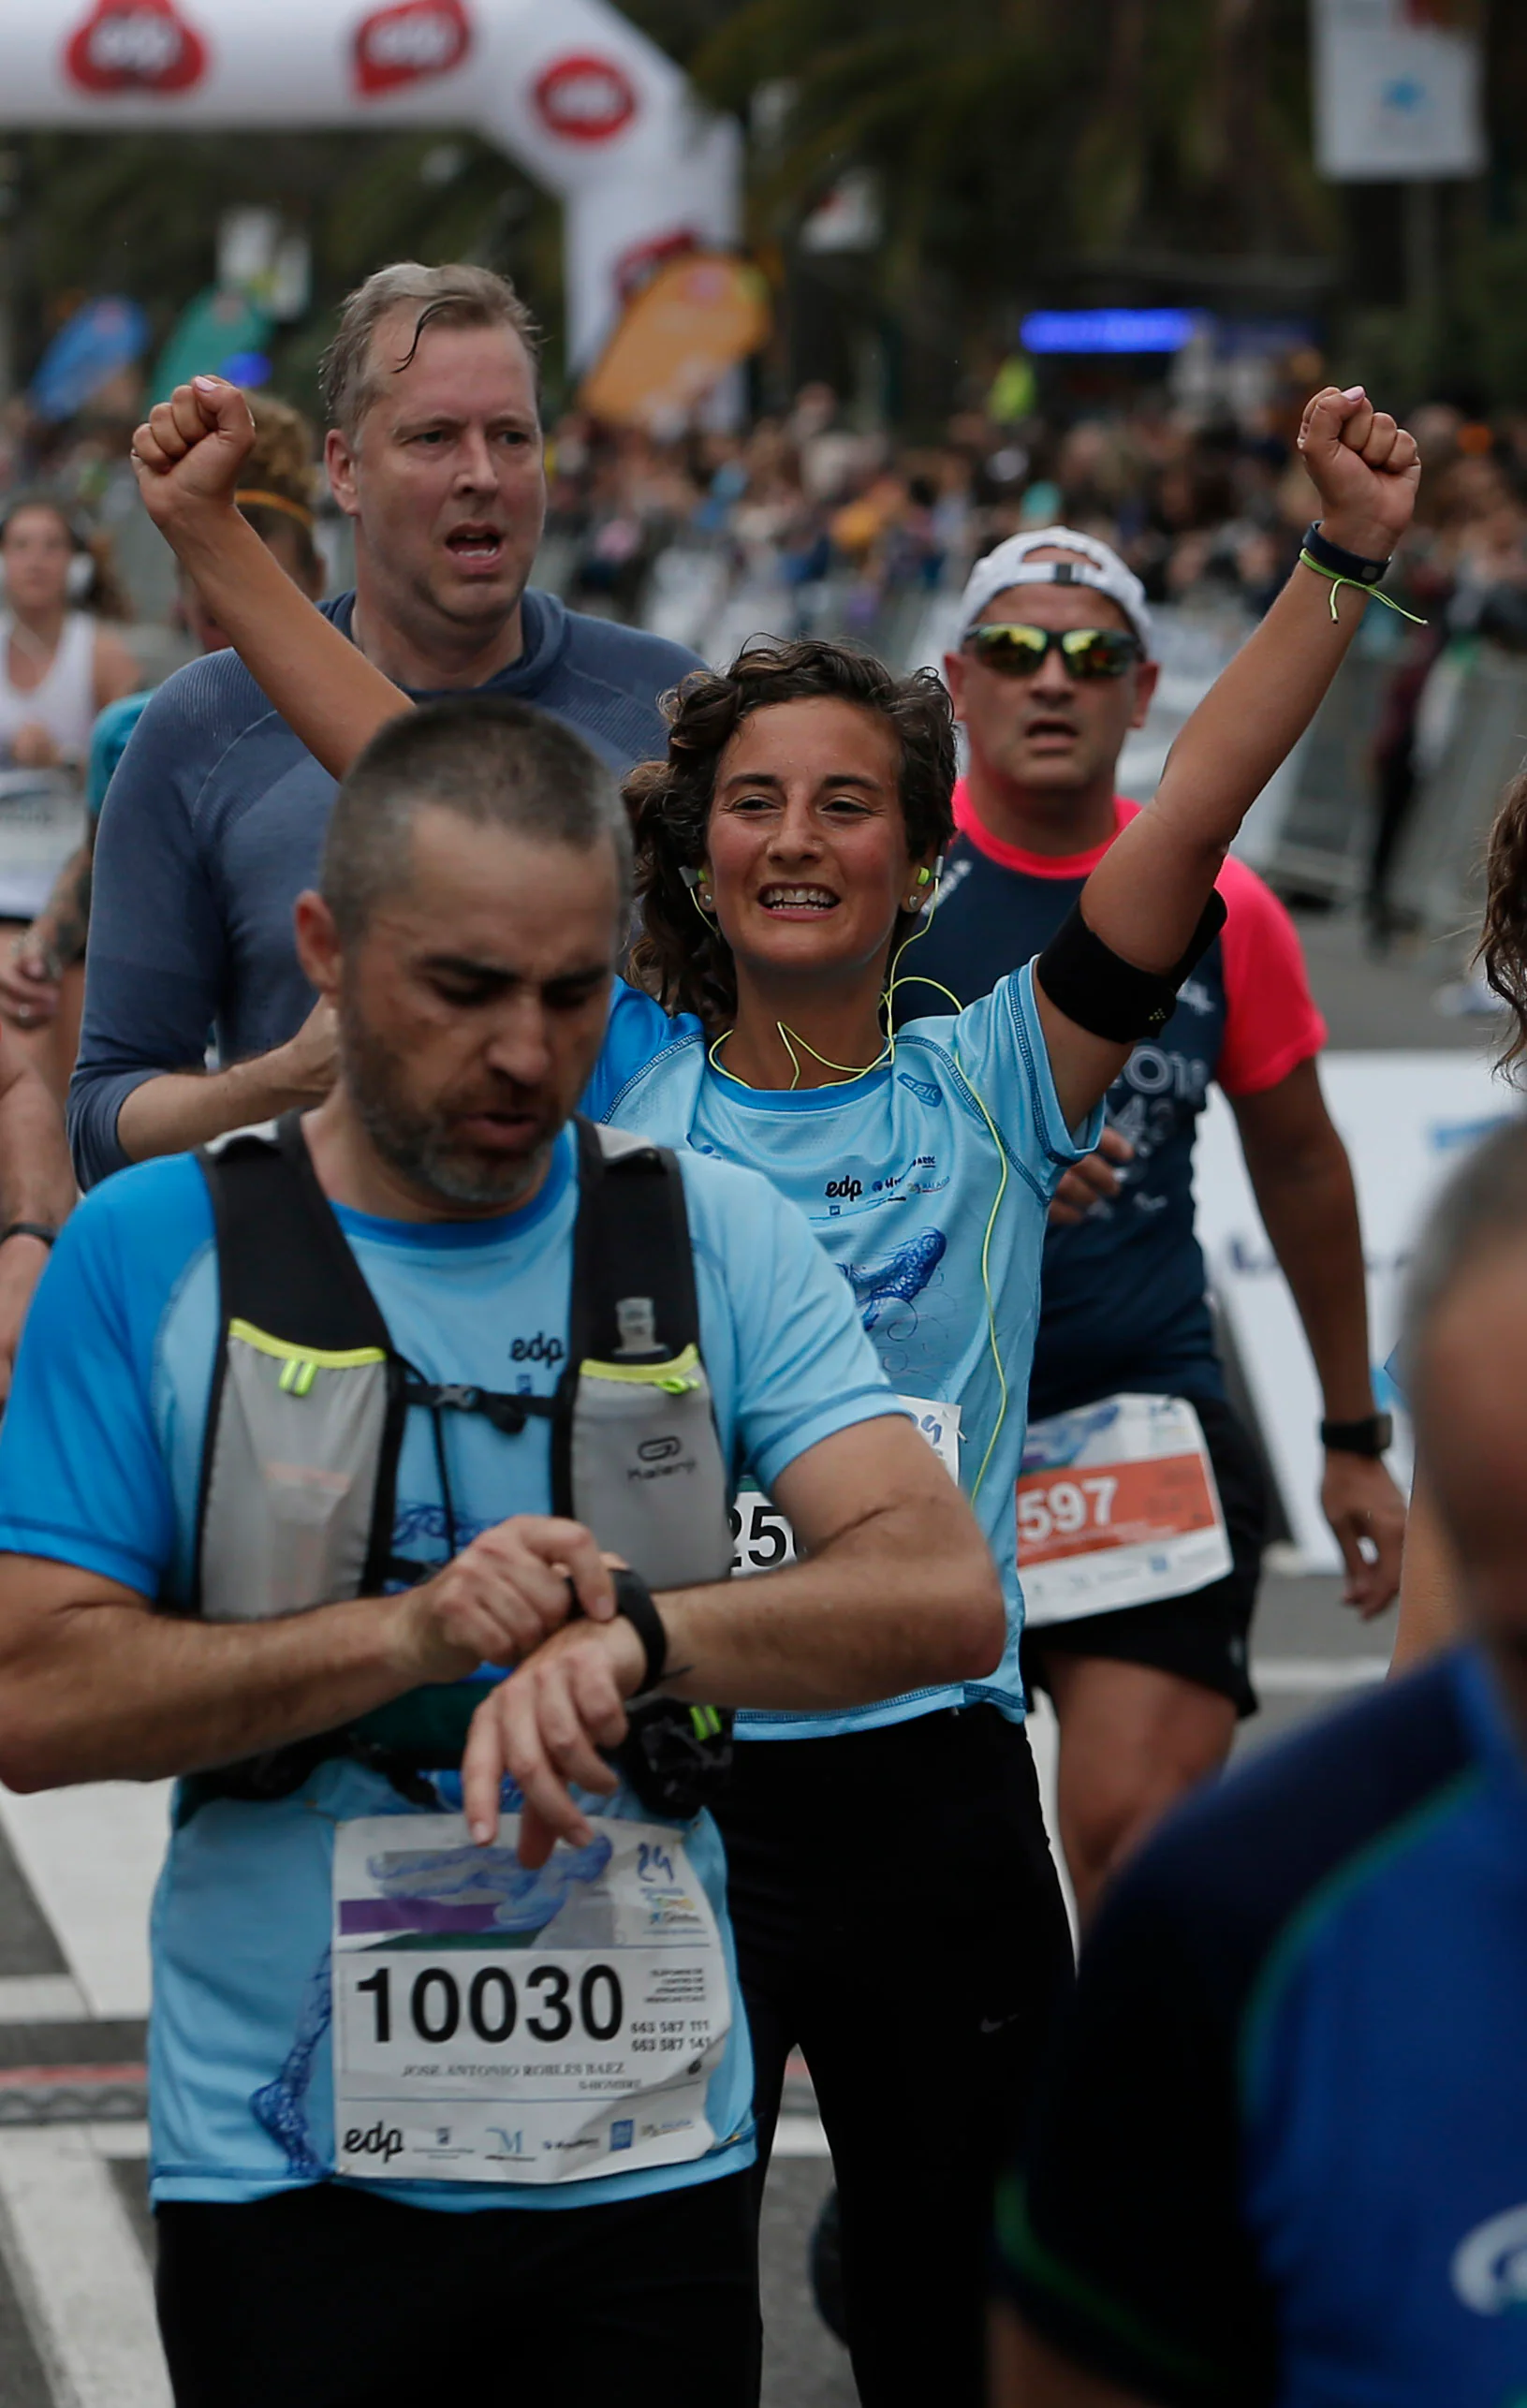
[445,524,506,567]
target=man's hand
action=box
[1322,1450,1406,1618]
[0,1232,52,1410]
[395,1515,618,1690]
[1297,385,1420,563]
[130,376,257,537]
[461,1616,648,1865]
[273,999,340,1104]
[1050,1126,1134,1227]
[0,933,62,1032]
[9,724,61,772]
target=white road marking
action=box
[0,1784,169,2019]
[1253,1657,1389,1693]
[0,2126,169,2405]
[0,1977,88,2025]
[82,2122,150,2162]
[773,2116,830,2158]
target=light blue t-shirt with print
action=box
[0,1127,898,2213]
[582,962,1103,1740]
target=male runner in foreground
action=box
[901,524,1405,1912]
[0,697,998,2405]
[994,1112,1527,2406]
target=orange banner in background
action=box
[580,253,771,431]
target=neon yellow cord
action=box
[1297,549,1427,627]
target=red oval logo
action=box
[354,0,472,97]
[65,0,208,94]
[533,53,639,144]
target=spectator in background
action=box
[0,393,327,1051]
[0,497,139,1097]
[0,1033,77,1403]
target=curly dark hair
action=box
[1481,767,1527,1072]
[625,637,957,1030]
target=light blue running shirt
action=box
[0,1128,897,2212]
[584,962,1103,1738]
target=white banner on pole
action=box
[0,1,741,366]
[1313,0,1485,182]
[1196,1050,1514,1569]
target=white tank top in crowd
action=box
[0,612,95,919]
[0,609,97,765]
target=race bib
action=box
[1017,1394,1231,1627]
[331,1813,731,2185]
[730,1397,961,1575]
[0,771,85,921]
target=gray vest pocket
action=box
[570,1345,733,1593]
[198,1321,389,1622]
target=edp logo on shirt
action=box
[509,1333,565,1367]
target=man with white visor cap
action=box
[897,521,1407,1918]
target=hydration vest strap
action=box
[551,1119,705,1520]
[191,1111,404,1616]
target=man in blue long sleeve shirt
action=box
[69,261,701,1188]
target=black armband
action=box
[1036,893,1228,1044]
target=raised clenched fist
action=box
[130,375,257,536]
[1296,386,1421,564]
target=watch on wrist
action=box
[610,1567,668,1692]
[1320,1412,1393,1459]
[1303,521,1392,586]
[0,1222,56,1252]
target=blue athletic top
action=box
[584,962,1103,1737]
[998,1646,1527,2405]
[0,1132,895,2213]
[898,789,1326,1417]
[67,590,702,1187]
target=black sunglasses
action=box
[964,624,1142,681]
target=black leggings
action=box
[156,2169,758,2407]
[715,1705,1075,2408]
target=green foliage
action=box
[7,126,561,416]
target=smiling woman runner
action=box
[130,371,1421,2408]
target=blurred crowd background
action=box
[4,1,1527,966]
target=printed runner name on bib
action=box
[331,1812,731,2185]
[1016,1393,1231,1627]
[730,1398,961,1575]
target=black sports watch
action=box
[1319,1413,1393,1459]
[0,1222,56,1251]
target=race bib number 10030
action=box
[1017,1393,1231,1627]
[331,1813,730,2185]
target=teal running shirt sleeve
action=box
[580,979,700,1123]
[86,690,153,822]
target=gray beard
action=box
[342,1007,551,1212]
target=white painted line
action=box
[0,2125,169,2406]
[772,2116,830,2158]
[1253,1656,1389,1694]
[0,1975,88,2024]
[0,1783,170,2019]
[83,2122,150,2161]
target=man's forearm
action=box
[0,1068,76,1233]
[0,1578,439,1792]
[654,1498,1002,1710]
[1249,1140,1375,1418]
[116,1049,316,1165]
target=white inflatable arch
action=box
[0,0,741,366]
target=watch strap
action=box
[611,1567,668,1692]
[0,1222,56,1250]
[1319,1412,1393,1458]
[1301,521,1390,584]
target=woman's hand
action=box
[130,376,257,539]
[1297,386,1420,564]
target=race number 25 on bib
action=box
[730,1398,961,1573]
[1017,1393,1231,1627]
[331,1813,731,2186]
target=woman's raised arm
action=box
[132,376,410,781]
[1035,386,1420,1126]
